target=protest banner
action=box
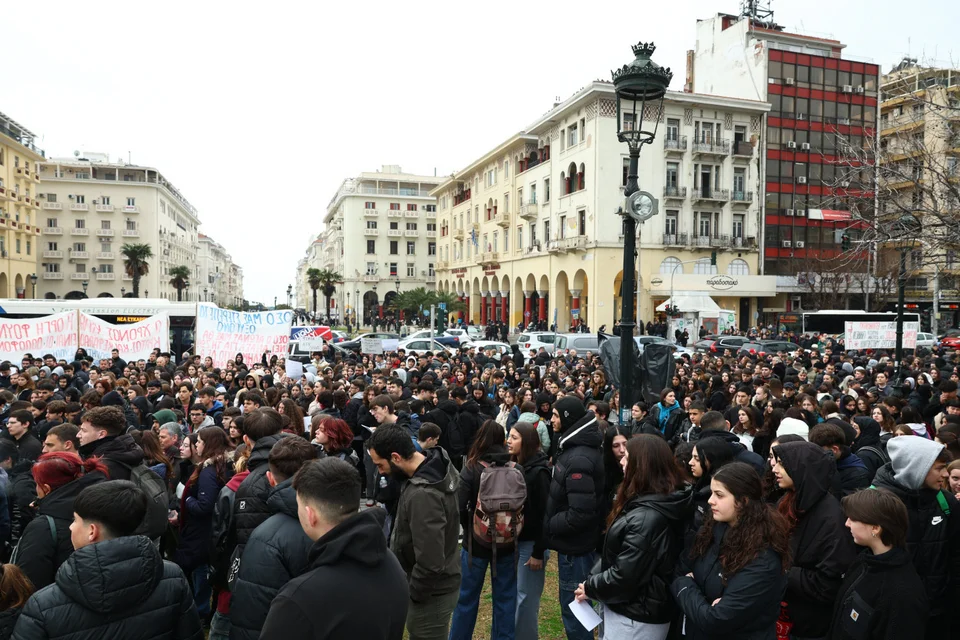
[0,312,79,363]
[290,326,332,351]
[844,321,919,351]
[285,359,304,381]
[361,337,384,355]
[79,312,169,361]
[195,303,293,365]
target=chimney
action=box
[685,50,695,93]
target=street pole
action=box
[894,246,907,383]
[932,265,940,337]
[619,148,639,418]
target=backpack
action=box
[209,482,240,587]
[469,460,526,575]
[446,412,468,456]
[858,445,890,467]
[117,461,169,540]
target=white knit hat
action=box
[778,417,809,441]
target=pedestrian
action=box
[366,425,461,640]
[0,563,33,639]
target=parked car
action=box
[554,333,601,356]
[516,332,557,359]
[694,335,751,354]
[337,332,401,353]
[397,337,457,356]
[401,329,462,348]
[445,326,482,342]
[738,340,802,357]
[461,341,512,361]
[329,330,348,344]
[915,332,937,351]
[939,329,960,351]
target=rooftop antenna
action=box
[741,0,775,27]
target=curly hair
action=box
[692,462,792,582]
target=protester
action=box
[0,563,33,639]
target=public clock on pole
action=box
[625,190,658,222]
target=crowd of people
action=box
[0,327,953,639]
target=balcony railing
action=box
[481,251,500,263]
[663,135,687,153]
[731,191,754,204]
[454,228,464,240]
[710,234,730,247]
[43,202,62,210]
[663,186,687,200]
[692,188,730,203]
[69,251,89,259]
[362,274,379,283]
[70,203,88,211]
[363,208,379,216]
[42,272,63,280]
[732,236,757,249]
[95,229,115,237]
[122,229,140,237]
[494,212,510,227]
[732,141,753,157]
[96,252,115,260]
[42,250,63,258]
[696,236,712,247]
[424,209,437,218]
[519,202,538,219]
[71,228,89,235]
[70,273,88,280]
[692,139,730,155]
[403,211,419,218]
[95,272,116,280]
[95,204,114,212]
[387,210,403,218]
[387,229,403,237]
[404,230,418,237]
[425,273,437,283]
[363,228,379,236]
[426,230,437,238]
[525,243,543,255]
[436,260,449,270]
[44,227,63,235]
[662,233,689,246]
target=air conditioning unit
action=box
[839,118,851,125]
[795,241,806,248]
[797,176,808,184]
[787,141,797,149]
[785,209,795,216]
[797,113,807,121]
[857,86,865,94]
[68,194,74,199]
[785,77,796,86]
[782,240,793,248]
[841,181,851,188]
[842,85,853,93]
[795,209,807,217]
[801,142,811,150]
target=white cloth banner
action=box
[195,303,292,366]
[844,321,918,351]
[0,312,79,363]
[79,312,169,361]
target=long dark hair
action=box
[608,435,682,529]
[509,421,541,465]
[466,419,505,467]
[602,426,629,497]
[692,462,791,580]
[693,436,735,491]
[140,430,173,482]
[188,426,230,488]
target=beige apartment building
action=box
[0,111,45,298]
[37,152,201,300]
[433,82,773,332]
[198,233,244,308]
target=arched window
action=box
[567,163,577,194]
[694,257,718,275]
[660,257,682,275]
[560,171,567,195]
[578,163,585,191]
[727,259,750,276]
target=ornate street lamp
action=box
[612,41,672,418]
[894,214,922,383]
[81,280,89,298]
[395,277,401,293]
[121,287,126,297]
[29,274,37,299]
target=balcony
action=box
[494,212,510,228]
[70,203,89,211]
[95,229,115,237]
[425,273,436,284]
[71,228,90,236]
[69,251,89,259]
[42,250,63,258]
[692,139,730,157]
[96,272,116,280]
[44,226,63,235]
[436,260,449,270]
[553,236,588,253]
[731,141,753,159]
[96,252,115,260]
[43,202,62,210]
[70,273,89,280]
[662,233,689,246]
[123,205,139,213]
[731,236,757,249]
[404,230,418,237]
[426,229,437,238]
[363,208,379,217]
[519,202,538,219]
[42,272,64,280]
[96,204,115,212]
[710,234,730,248]
[362,274,379,283]
[387,229,402,237]
[363,228,379,236]
[480,251,500,264]
[663,135,687,154]
[454,228,464,240]
[691,188,730,203]
[663,186,687,201]
[387,210,403,218]
[524,243,543,255]
[696,236,712,247]
[403,211,419,218]
[122,229,140,237]
[731,191,754,205]
[424,209,437,219]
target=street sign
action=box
[438,302,447,311]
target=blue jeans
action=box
[448,548,517,640]
[191,564,211,618]
[208,610,230,640]
[515,541,549,640]
[558,551,597,640]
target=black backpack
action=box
[117,461,169,540]
[446,412,468,456]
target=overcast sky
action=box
[4,0,954,304]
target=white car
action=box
[461,340,512,361]
[915,332,936,350]
[444,326,482,342]
[397,337,457,355]
[517,332,556,360]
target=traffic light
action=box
[841,234,851,252]
[710,251,717,266]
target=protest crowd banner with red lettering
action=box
[79,312,169,361]
[195,303,292,366]
[0,312,79,363]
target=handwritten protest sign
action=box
[290,326,332,351]
[79,313,169,361]
[361,337,383,354]
[844,321,918,351]
[0,312,79,363]
[195,303,292,366]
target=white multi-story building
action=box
[295,236,324,312]
[37,152,201,300]
[198,233,244,307]
[322,166,442,324]
[433,82,774,331]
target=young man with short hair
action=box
[12,480,203,639]
[77,406,144,481]
[42,423,80,454]
[809,423,871,497]
[5,409,42,462]
[188,402,214,432]
[367,425,460,640]
[417,423,441,450]
[198,386,224,426]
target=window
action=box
[622,158,630,187]
[428,242,436,256]
[407,263,415,277]
[406,222,417,231]
[486,169,496,187]
[504,194,510,213]
[75,195,85,204]
[728,258,749,276]
[366,220,377,229]
[428,263,435,276]
[15,239,20,254]
[733,214,745,239]
[100,264,113,274]
[427,223,436,232]
[666,162,679,188]
[25,241,30,255]
[568,123,579,146]
[100,242,110,252]
[125,220,136,231]
[694,257,718,274]
[660,257,682,275]
[407,241,416,255]
[75,219,85,229]
[544,179,550,203]
[665,211,678,236]
[733,168,746,198]
[365,201,376,209]
[390,203,400,210]
[366,262,376,275]
[530,184,537,204]
[389,263,398,277]
[390,240,398,255]
[543,220,551,243]
[47,218,58,228]
[390,221,398,230]
[517,226,523,250]
[98,195,108,205]
[100,220,111,229]
[424,204,436,212]
[45,263,60,273]
[73,242,85,251]
[504,161,509,178]
[697,212,711,238]
[47,242,57,251]
[493,231,499,251]
[74,262,84,273]
[578,210,586,236]
[366,240,376,254]
[75,173,90,180]
[504,230,508,253]
[559,216,566,239]
[911,250,923,270]
[405,203,416,212]
[126,197,135,206]
[666,118,680,141]
[529,223,537,245]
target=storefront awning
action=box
[656,293,723,314]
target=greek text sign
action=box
[844,321,918,351]
[80,313,169,361]
[196,303,292,365]
[0,312,79,363]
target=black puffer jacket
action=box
[7,461,36,552]
[871,463,960,618]
[852,417,888,483]
[544,411,605,555]
[230,477,313,640]
[424,400,458,454]
[456,399,485,451]
[77,434,144,481]
[232,433,288,548]
[518,450,551,561]
[0,608,20,640]
[828,547,928,640]
[585,490,690,623]
[774,441,857,638]
[11,471,106,589]
[11,536,202,640]
[672,522,786,640]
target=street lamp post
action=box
[29,274,37,299]
[121,287,126,298]
[204,287,208,302]
[612,41,672,419]
[287,284,293,308]
[81,280,89,298]
[894,214,923,383]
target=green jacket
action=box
[390,447,461,602]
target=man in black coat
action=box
[543,396,604,640]
[261,457,408,640]
[11,480,202,639]
[697,411,766,474]
[76,406,144,481]
[4,410,42,462]
[450,386,483,452]
[809,423,871,498]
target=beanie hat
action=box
[554,396,586,433]
[153,409,177,425]
[778,417,809,441]
[101,390,126,407]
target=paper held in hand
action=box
[568,599,601,631]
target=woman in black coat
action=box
[672,462,791,640]
[772,440,858,639]
[829,488,928,640]
[575,435,691,639]
[0,562,35,640]
[687,436,735,545]
[11,452,107,589]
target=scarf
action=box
[657,400,680,432]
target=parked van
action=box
[554,333,601,356]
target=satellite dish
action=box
[73,150,80,157]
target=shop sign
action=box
[650,277,663,286]
[706,275,738,291]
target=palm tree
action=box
[121,243,153,298]
[430,290,466,325]
[168,265,191,302]
[317,269,343,323]
[306,268,322,317]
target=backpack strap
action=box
[937,490,951,516]
[46,515,57,545]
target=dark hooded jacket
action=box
[833,449,871,498]
[0,608,20,640]
[391,446,461,602]
[518,450,551,561]
[828,546,928,640]
[7,460,36,551]
[77,434,144,482]
[585,489,691,623]
[456,399,485,451]
[11,535,202,640]
[11,471,106,590]
[544,411,605,555]
[424,399,459,454]
[230,477,314,640]
[774,441,857,638]
[259,509,408,640]
[852,417,888,482]
[698,429,766,475]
